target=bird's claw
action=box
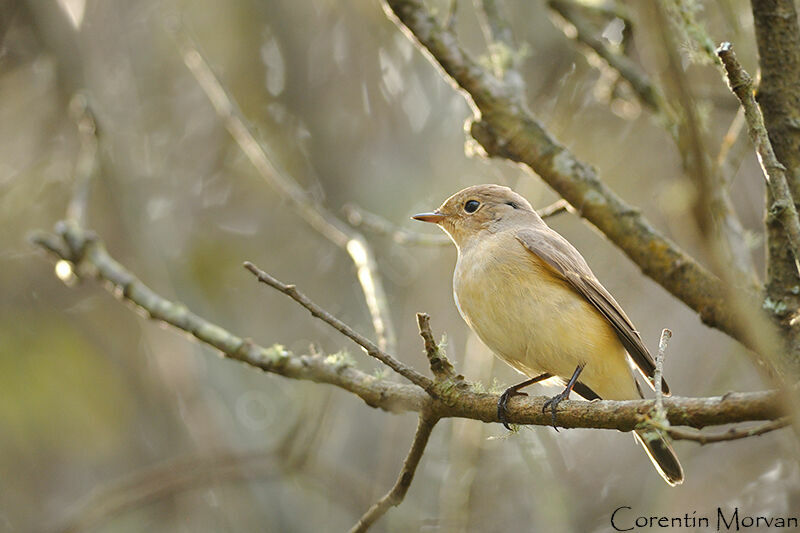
[497,388,528,430]
[542,391,569,432]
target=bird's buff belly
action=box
[454,263,636,399]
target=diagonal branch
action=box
[381,0,755,348]
[243,261,435,394]
[172,25,397,354]
[348,412,439,533]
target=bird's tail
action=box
[633,429,684,486]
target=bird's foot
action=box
[542,390,570,431]
[497,387,528,430]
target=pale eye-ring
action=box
[464,200,480,213]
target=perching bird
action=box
[413,184,683,486]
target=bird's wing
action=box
[515,228,669,394]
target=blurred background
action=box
[2,0,797,531]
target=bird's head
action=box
[412,184,539,249]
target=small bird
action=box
[413,184,683,486]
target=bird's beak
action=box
[412,211,447,224]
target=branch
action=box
[348,412,439,533]
[717,42,800,271]
[171,25,397,354]
[33,222,785,433]
[243,261,436,394]
[381,0,753,347]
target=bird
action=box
[412,184,683,486]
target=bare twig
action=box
[416,313,456,380]
[243,261,435,394]
[653,328,672,421]
[717,42,800,271]
[343,199,571,247]
[348,412,439,533]
[172,26,397,354]
[665,417,790,445]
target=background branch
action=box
[172,25,398,354]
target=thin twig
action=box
[348,412,439,533]
[665,417,790,445]
[717,42,800,270]
[172,25,397,353]
[473,0,524,92]
[653,328,672,421]
[243,261,436,394]
[416,313,456,380]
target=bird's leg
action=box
[497,373,551,430]
[542,364,584,431]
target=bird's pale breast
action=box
[453,231,638,400]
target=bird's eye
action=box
[464,200,480,213]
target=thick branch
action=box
[382,0,754,347]
[33,222,784,432]
[348,412,438,533]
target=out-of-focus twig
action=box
[343,199,572,247]
[243,261,435,394]
[172,26,397,353]
[65,94,98,228]
[348,412,439,533]
[653,4,757,286]
[548,0,665,114]
[665,417,790,445]
[474,0,524,92]
[717,42,800,271]
[716,106,746,172]
[57,451,285,533]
